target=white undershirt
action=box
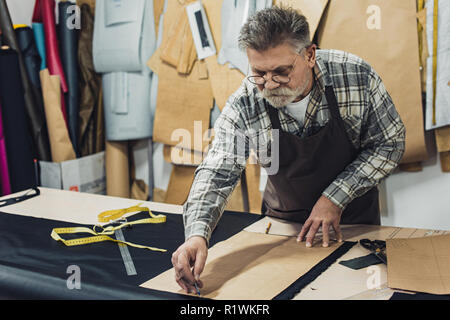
[285,91,312,125]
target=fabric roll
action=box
[0,49,36,193]
[40,0,68,93]
[32,0,43,22]
[58,1,80,157]
[15,26,42,89]
[32,23,46,73]
[0,102,12,196]
[77,3,103,156]
[0,0,51,161]
[105,141,130,198]
[40,69,76,163]
[94,87,105,154]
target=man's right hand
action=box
[171,236,208,294]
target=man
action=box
[171,6,405,294]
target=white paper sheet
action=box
[93,0,155,73]
[425,0,450,130]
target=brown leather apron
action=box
[262,85,380,225]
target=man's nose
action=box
[264,75,280,90]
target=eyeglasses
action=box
[247,54,300,86]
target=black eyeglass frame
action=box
[246,47,306,86]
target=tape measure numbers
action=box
[50,204,167,252]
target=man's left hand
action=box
[297,195,344,247]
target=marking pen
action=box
[265,222,272,234]
[194,282,201,296]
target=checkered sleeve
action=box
[183,98,250,245]
[322,68,406,210]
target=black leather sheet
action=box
[0,210,261,299]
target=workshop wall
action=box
[3,0,450,231]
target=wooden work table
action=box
[1,187,447,300]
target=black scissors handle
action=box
[0,187,40,207]
[359,238,387,264]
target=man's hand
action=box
[171,236,208,294]
[297,195,344,247]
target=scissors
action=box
[359,238,387,264]
[0,187,40,208]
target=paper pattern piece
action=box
[160,2,195,71]
[151,1,213,151]
[93,0,147,72]
[202,0,246,110]
[164,164,196,205]
[387,234,450,295]
[425,0,450,130]
[140,230,343,299]
[217,0,271,75]
[317,0,427,163]
[102,71,154,141]
[293,223,449,300]
[274,0,329,40]
[245,216,450,241]
[186,1,216,60]
[98,0,156,141]
[162,162,247,212]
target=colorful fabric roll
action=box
[0,49,36,193]
[15,26,42,89]
[32,22,46,70]
[0,102,12,196]
[58,1,80,156]
[77,3,104,156]
[0,0,51,161]
[39,0,68,93]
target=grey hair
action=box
[238,6,311,53]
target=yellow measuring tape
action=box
[50,204,167,252]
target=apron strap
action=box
[267,104,282,130]
[324,86,344,123]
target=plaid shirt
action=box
[183,49,406,244]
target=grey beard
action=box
[257,78,311,108]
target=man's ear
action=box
[306,44,316,67]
